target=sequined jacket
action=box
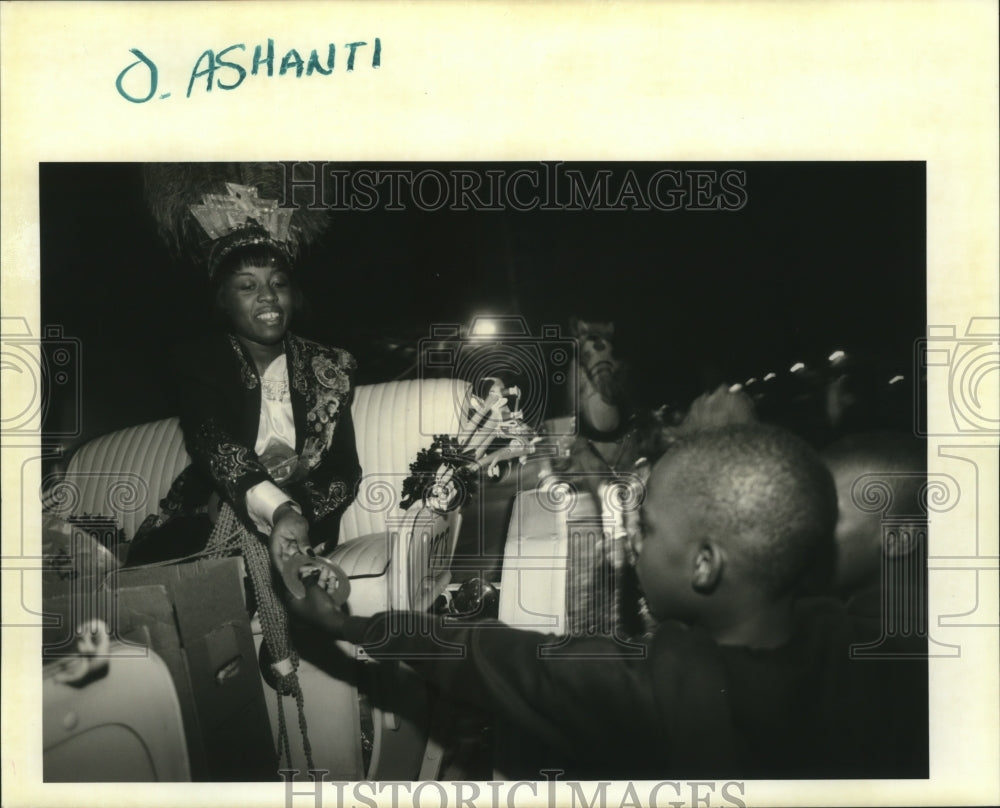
[167,331,362,545]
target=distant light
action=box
[470,317,499,337]
[764,372,777,381]
[729,383,743,393]
[790,362,806,373]
[889,375,905,385]
[828,350,846,363]
[745,377,758,386]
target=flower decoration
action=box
[312,355,350,393]
[400,434,480,512]
[400,377,542,513]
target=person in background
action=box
[822,430,928,644]
[820,430,929,776]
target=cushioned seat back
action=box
[59,417,191,541]
[56,378,470,542]
[340,378,469,542]
[498,484,603,635]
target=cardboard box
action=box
[115,557,276,781]
[44,557,277,781]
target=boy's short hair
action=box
[664,425,838,597]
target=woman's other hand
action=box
[269,502,311,568]
[681,384,756,432]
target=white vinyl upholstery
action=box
[331,507,462,617]
[57,417,191,541]
[54,378,471,544]
[340,378,469,541]
[497,484,601,634]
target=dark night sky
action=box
[40,162,924,446]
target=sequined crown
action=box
[188,183,295,277]
[189,182,293,244]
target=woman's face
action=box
[218,263,293,347]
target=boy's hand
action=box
[269,507,311,568]
[282,553,351,604]
[285,578,350,637]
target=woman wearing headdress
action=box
[129,170,361,570]
[126,168,360,771]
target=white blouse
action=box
[255,354,296,456]
[246,354,300,534]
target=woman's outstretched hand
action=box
[267,501,351,638]
[269,503,311,568]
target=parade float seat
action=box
[49,378,470,780]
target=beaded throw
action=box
[204,503,314,772]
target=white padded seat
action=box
[497,484,601,635]
[340,378,469,541]
[55,417,190,541]
[331,506,462,617]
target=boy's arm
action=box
[337,609,660,755]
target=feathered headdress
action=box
[143,162,331,278]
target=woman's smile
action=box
[254,307,284,326]
[218,263,293,349]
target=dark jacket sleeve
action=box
[332,401,362,492]
[317,393,362,507]
[170,341,271,525]
[343,612,660,757]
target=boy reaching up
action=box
[287,425,926,780]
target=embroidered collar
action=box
[227,332,309,395]
[260,355,290,403]
[286,334,310,396]
[227,334,259,390]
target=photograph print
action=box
[38,160,928,784]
